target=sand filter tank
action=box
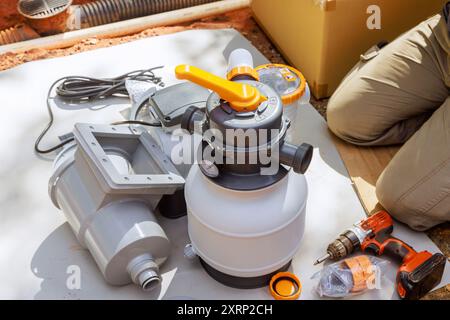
[175,50,313,288]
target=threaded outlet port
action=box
[127,254,162,292]
[139,270,161,291]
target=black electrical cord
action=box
[54,67,164,100]
[111,120,162,127]
[35,67,164,154]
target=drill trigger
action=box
[363,243,381,256]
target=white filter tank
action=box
[175,57,313,288]
[186,165,307,279]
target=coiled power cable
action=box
[35,66,164,154]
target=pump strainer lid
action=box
[18,0,72,19]
[255,64,306,106]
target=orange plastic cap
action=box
[227,66,260,81]
[269,272,301,300]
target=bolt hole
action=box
[112,127,117,131]
[102,158,108,162]
[124,177,130,181]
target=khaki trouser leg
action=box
[376,97,450,230]
[326,14,450,230]
[327,14,449,146]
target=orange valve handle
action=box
[175,64,267,112]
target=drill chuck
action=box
[328,235,353,259]
[314,230,361,265]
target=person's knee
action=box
[326,78,383,145]
[326,94,349,138]
[376,171,443,231]
[326,89,364,142]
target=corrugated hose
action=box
[78,0,220,28]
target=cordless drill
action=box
[314,211,447,299]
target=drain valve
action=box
[18,0,73,19]
[17,0,73,34]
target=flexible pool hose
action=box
[78,0,220,28]
[0,24,40,46]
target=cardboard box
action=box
[251,0,445,99]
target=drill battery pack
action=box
[398,253,446,300]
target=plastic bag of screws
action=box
[312,255,390,298]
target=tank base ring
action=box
[199,259,291,289]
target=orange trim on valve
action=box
[175,64,267,112]
[255,64,306,105]
[227,66,260,81]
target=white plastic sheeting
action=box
[0,29,448,299]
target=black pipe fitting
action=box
[279,143,313,174]
[180,106,205,134]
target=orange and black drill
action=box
[314,211,446,299]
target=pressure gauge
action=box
[199,160,219,178]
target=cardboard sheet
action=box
[0,29,448,300]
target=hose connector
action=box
[227,48,259,81]
[181,106,205,134]
[279,143,313,174]
[127,254,161,292]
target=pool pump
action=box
[175,49,313,288]
[49,123,184,291]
